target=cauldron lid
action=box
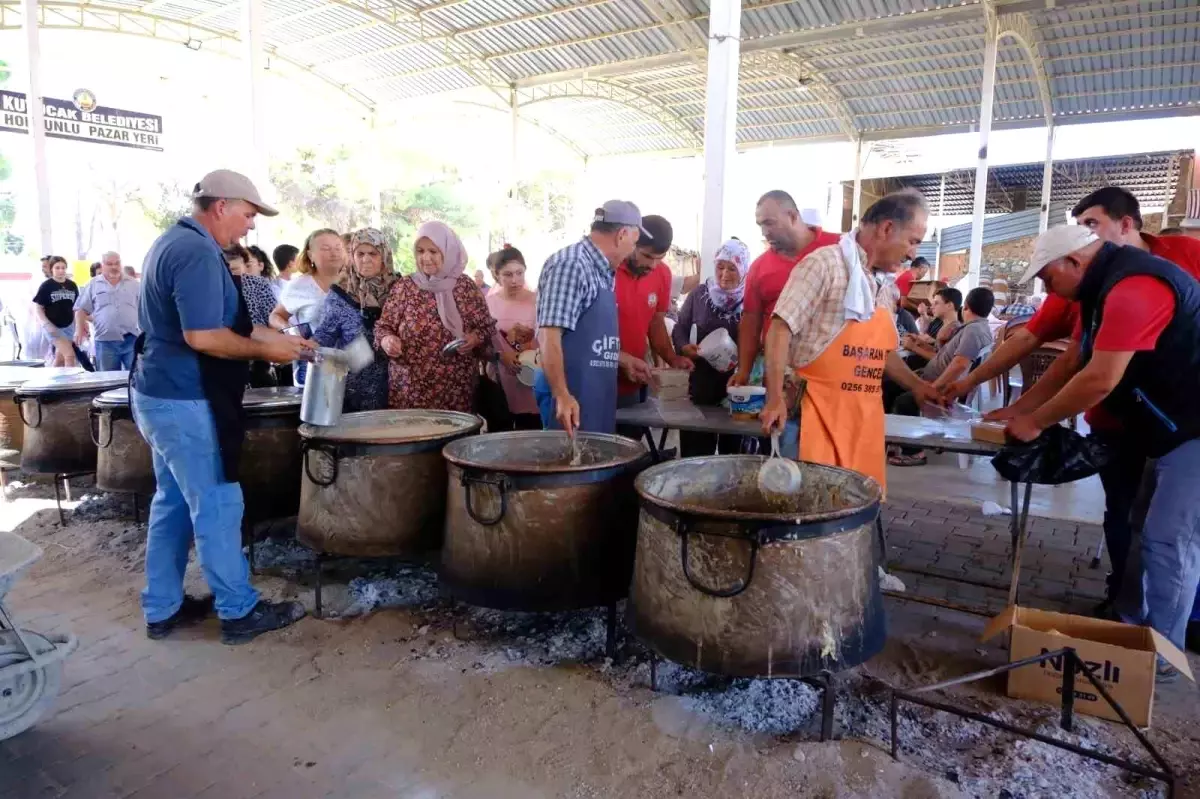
[243,386,303,411]
[0,364,58,390]
[442,430,646,474]
[93,387,130,407]
[16,369,128,396]
[300,409,482,444]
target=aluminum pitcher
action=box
[299,334,374,426]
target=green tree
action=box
[137,180,192,233]
[382,182,476,274]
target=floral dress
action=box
[375,274,497,412]
[312,286,389,412]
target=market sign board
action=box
[0,89,162,152]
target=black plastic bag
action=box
[991,424,1113,485]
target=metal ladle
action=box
[757,431,802,498]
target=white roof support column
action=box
[699,0,740,281]
[242,0,267,182]
[21,0,51,255]
[1038,124,1055,233]
[934,173,946,279]
[851,137,863,230]
[368,112,382,227]
[966,7,999,291]
[507,85,519,243]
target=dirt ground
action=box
[3,478,1200,799]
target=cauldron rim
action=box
[300,409,482,445]
[635,454,882,526]
[443,430,646,475]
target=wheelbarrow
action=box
[0,530,77,741]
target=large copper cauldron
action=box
[91,388,154,495]
[90,386,302,515]
[238,387,304,524]
[441,431,650,612]
[298,410,482,557]
[15,371,128,474]
[630,456,885,678]
[0,364,50,454]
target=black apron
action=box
[130,277,252,484]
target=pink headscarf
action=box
[410,220,468,340]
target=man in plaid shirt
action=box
[534,200,655,434]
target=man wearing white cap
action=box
[1005,224,1200,663]
[963,187,1200,615]
[729,190,840,388]
[133,169,313,645]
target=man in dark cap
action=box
[614,213,692,407]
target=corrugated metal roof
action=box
[863,150,1186,217]
[24,0,1199,157]
[938,203,1072,254]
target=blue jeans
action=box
[95,334,136,371]
[131,389,258,623]
[779,418,800,459]
[1128,438,1200,650]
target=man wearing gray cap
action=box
[133,169,313,645]
[1005,224,1200,669]
[535,200,655,434]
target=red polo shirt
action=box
[615,260,672,396]
[895,268,920,298]
[743,229,841,341]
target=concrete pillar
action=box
[507,86,519,242]
[966,24,999,291]
[851,137,863,229]
[243,0,267,179]
[699,0,740,280]
[1039,124,1055,233]
[934,173,946,279]
[21,0,51,255]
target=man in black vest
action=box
[1005,225,1200,671]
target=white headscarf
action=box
[409,221,468,339]
[705,238,751,313]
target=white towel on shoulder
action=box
[839,230,876,322]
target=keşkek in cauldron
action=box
[15,370,128,475]
[629,455,885,678]
[298,410,482,558]
[440,431,650,612]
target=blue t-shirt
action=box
[133,217,239,400]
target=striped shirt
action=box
[536,236,614,331]
[773,239,901,369]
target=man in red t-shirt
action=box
[730,190,841,386]
[614,214,692,405]
[894,256,931,299]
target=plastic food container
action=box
[727,385,767,420]
[698,328,737,373]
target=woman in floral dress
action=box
[376,221,496,412]
[312,228,395,412]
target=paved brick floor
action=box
[0,495,1147,799]
[880,496,1110,617]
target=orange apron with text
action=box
[793,305,898,494]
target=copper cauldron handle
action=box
[301,441,340,487]
[461,471,508,527]
[678,522,759,599]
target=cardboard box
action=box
[971,421,1007,445]
[902,279,948,313]
[982,606,1194,727]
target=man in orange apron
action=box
[760,190,938,493]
